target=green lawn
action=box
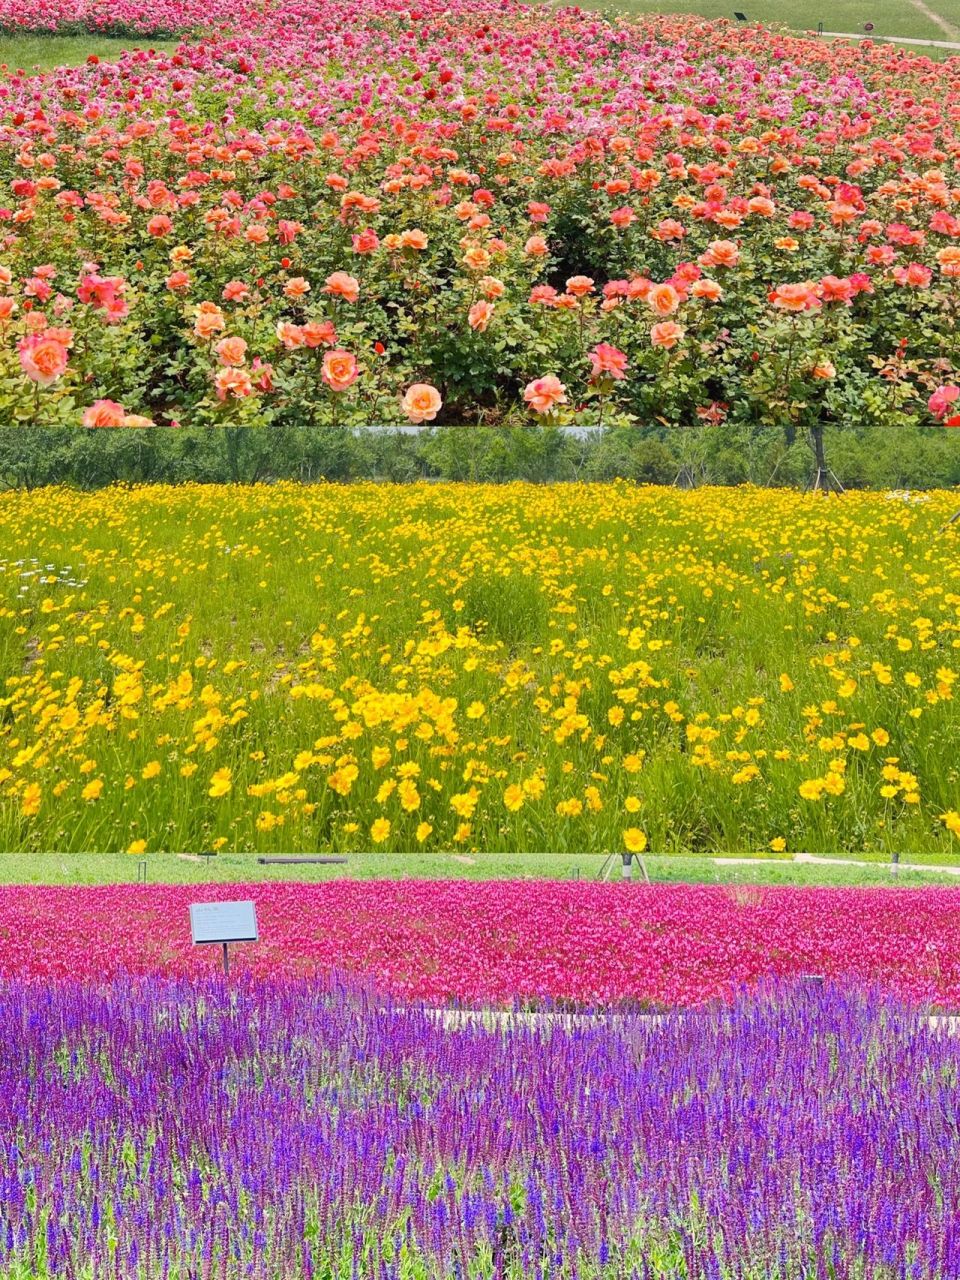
[1,852,957,886]
[0,34,183,74]
[583,0,959,43]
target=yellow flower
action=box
[371,817,391,843]
[398,780,421,812]
[504,784,524,812]
[21,784,41,817]
[555,797,583,818]
[466,701,486,719]
[941,811,960,837]
[208,768,232,798]
[127,839,147,855]
[142,760,162,779]
[327,764,358,796]
[623,827,647,853]
[416,821,433,842]
[769,837,787,852]
[82,779,104,802]
[779,674,794,693]
[799,778,823,801]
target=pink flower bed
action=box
[1,881,958,1006]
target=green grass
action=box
[1,852,957,886]
[0,34,183,74]
[580,0,959,44]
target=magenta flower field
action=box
[3,881,960,1006]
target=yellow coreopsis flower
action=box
[503,784,524,812]
[623,827,647,853]
[208,768,232,798]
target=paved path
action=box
[815,29,960,48]
[431,1008,960,1034]
[711,852,960,876]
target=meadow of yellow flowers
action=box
[0,481,957,856]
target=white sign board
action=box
[189,900,258,945]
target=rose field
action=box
[1,0,960,440]
[0,481,957,855]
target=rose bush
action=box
[0,0,959,446]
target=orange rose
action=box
[565,275,594,298]
[214,368,255,400]
[650,321,685,349]
[770,282,821,312]
[322,349,359,392]
[401,383,442,424]
[468,300,494,332]
[215,336,248,367]
[276,322,305,349]
[699,239,740,268]
[82,399,126,428]
[523,374,567,416]
[324,272,360,303]
[18,334,69,386]
[648,282,681,315]
[462,245,491,272]
[691,279,723,302]
[194,303,225,340]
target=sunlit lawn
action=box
[574,0,958,43]
[0,852,957,885]
[0,33,183,73]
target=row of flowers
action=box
[4,881,960,1007]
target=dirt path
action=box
[909,0,960,39]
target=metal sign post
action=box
[189,900,258,976]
